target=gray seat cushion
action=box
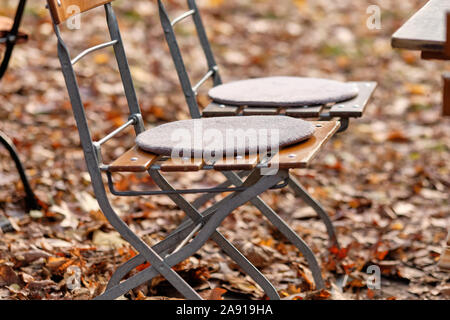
[136,116,315,157]
[208,76,359,107]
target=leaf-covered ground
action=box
[0,0,448,300]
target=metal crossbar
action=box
[192,66,217,94]
[106,170,289,196]
[71,40,118,65]
[170,222,202,255]
[171,9,195,26]
[96,117,135,146]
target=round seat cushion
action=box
[208,76,359,107]
[136,116,315,158]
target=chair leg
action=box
[0,130,39,211]
[110,186,235,284]
[193,171,339,248]
[107,219,200,290]
[223,171,326,290]
[149,170,280,300]
[287,176,340,248]
[252,201,326,290]
[98,170,285,300]
[89,166,202,299]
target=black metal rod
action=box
[0,0,27,78]
[107,170,288,197]
[0,131,39,210]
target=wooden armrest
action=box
[242,107,279,116]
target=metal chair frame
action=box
[48,0,328,300]
[0,0,40,214]
[157,0,341,248]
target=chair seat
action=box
[208,76,359,107]
[136,116,315,157]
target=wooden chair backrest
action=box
[47,0,114,24]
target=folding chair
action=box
[47,0,343,300]
[0,0,39,223]
[157,0,378,249]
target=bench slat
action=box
[202,102,240,117]
[242,107,279,116]
[159,157,205,172]
[214,154,259,171]
[285,105,323,118]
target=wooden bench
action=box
[392,0,450,116]
[392,1,450,270]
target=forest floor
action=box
[0,0,449,300]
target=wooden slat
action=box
[443,73,450,116]
[213,154,259,171]
[267,121,339,169]
[159,157,204,172]
[421,50,450,61]
[446,12,450,56]
[108,146,157,173]
[421,12,450,61]
[242,107,279,116]
[329,82,377,118]
[285,105,323,118]
[47,0,113,24]
[202,102,240,117]
[392,0,450,52]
